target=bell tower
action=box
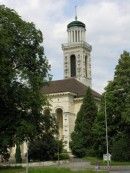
[62,12,92,87]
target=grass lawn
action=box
[0,167,106,173]
[0,167,24,173]
[85,157,130,166]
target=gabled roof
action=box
[42,78,101,98]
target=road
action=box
[109,166,130,173]
[52,158,94,171]
[56,159,130,173]
[110,171,130,173]
[109,167,130,173]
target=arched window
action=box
[70,55,76,77]
[56,108,63,139]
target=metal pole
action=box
[26,141,28,173]
[58,141,60,165]
[105,93,109,169]
[58,134,60,165]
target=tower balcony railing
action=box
[62,41,92,50]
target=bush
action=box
[60,153,70,160]
[85,148,96,157]
[112,137,130,161]
[28,135,64,161]
[53,153,70,160]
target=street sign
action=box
[103,154,111,162]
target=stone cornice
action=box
[62,41,92,51]
[46,92,77,97]
[74,97,83,102]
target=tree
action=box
[93,51,130,159]
[28,135,63,161]
[15,143,22,163]
[0,5,51,159]
[28,113,62,161]
[92,97,106,157]
[70,87,98,157]
[115,51,130,137]
[112,136,130,161]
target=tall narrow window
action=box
[70,55,76,77]
[85,56,87,77]
[56,108,63,139]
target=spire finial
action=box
[75,6,77,21]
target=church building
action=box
[42,15,101,152]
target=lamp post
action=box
[104,92,109,169]
[26,141,29,173]
[57,134,60,165]
[104,88,124,170]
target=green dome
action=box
[67,20,85,29]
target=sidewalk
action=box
[3,158,130,172]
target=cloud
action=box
[0,0,130,94]
[78,1,130,93]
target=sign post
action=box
[103,154,111,170]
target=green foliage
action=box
[85,156,130,166]
[0,5,51,158]
[0,147,10,161]
[70,87,97,157]
[59,153,70,160]
[92,97,106,157]
[0,167,106,173]
[28,113,61,161]
[15,144,22,163]
[53,152,70,160]
[28,134,58,161]
[112,136,130,161]
[0,167,23,173]
[28,136,64,161]
[93,51,130,159]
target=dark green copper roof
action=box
[67,20,85,29]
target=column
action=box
[78,30,80,42]
[80,30,82,42]
[75,30,77,42]
[71,30,73,42]
[68,31,70,43]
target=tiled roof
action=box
[42,78,101,98]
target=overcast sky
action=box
[1,0,130,94]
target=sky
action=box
[0,0,130,94]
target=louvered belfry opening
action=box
[85,55,88,78]
[70,55,76,77]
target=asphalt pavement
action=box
[54,158,130,172]
[50,158,94,171]
[110,171,130,173]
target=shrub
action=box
[112,137,130,161]
[53,153,70,160]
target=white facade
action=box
[47,92,77,151]
[45,89,100,152]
